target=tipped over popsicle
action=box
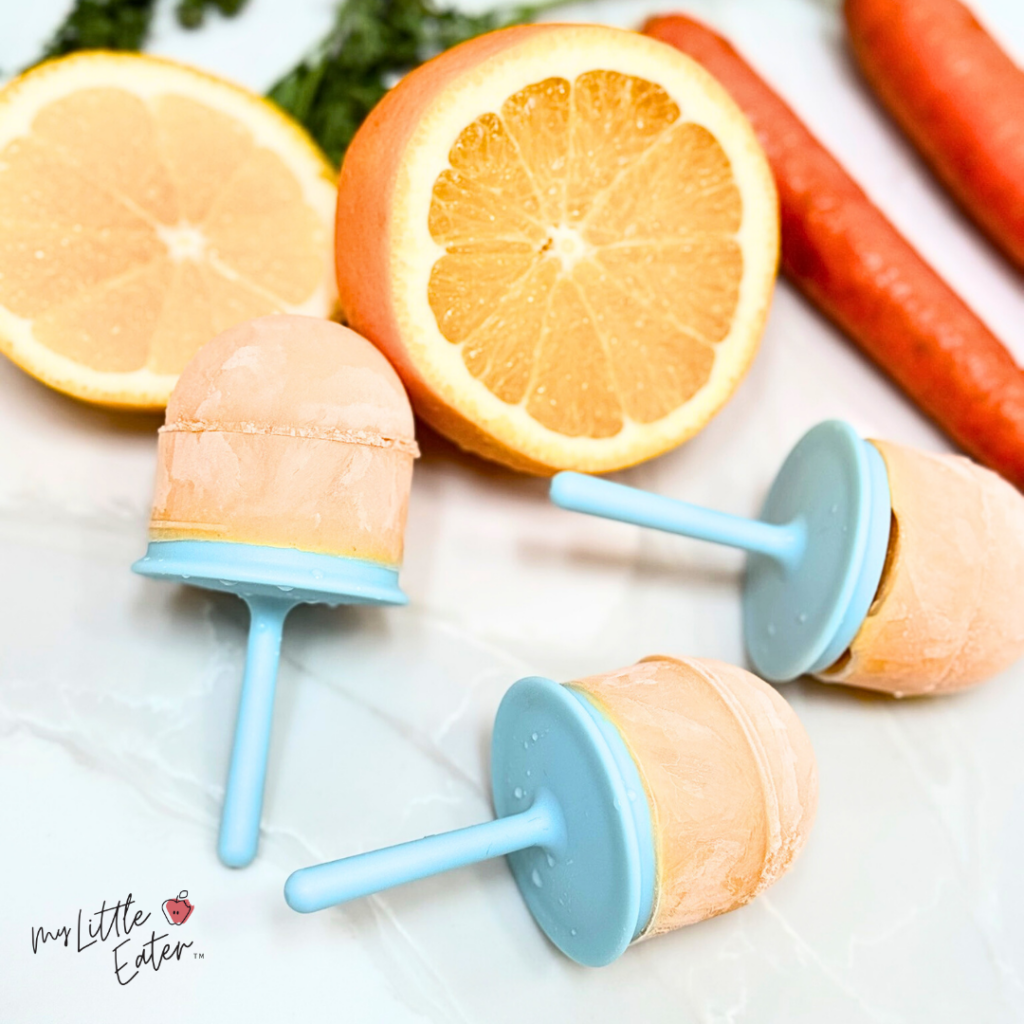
[284,657,817,966]
[550,420,1024,695]
[817,439,1024,695]
[134,315,418,866]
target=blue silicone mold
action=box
[284,675,657,968]
[549,420,892,683]
[134,539,406,869]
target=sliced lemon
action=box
[0,52,338,409]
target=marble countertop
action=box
[3,0,1024,1020]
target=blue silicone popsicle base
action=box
[491,677,656,967]
[744,421,892,682]
[133,539,407,868]
[283,675,656,967]
[132,539,407,607]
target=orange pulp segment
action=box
[427,70,744,439]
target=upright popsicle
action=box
[284,656,817,966]
[549,420,1024,695]
[134,315,418,866]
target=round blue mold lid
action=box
[743,421,891,682]
[491,677,656,967]
[132,540,407,607]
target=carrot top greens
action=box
[266,0,575,166]
[34,0,249,62]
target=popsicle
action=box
[817,438,1024,695]
[284,656,817,966]
[133,314,418,867]
[549,420,1024,695]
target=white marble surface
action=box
[3,0,1024,1020]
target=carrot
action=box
[845,0,1024,273]
[644,13,1024,491]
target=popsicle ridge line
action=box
[678,657,787,898]
[159,420,421,457]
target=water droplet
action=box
[627,789,637,802]
[312,569,324,580]
[830,503,839,514]
[570,929,577,936]
[523,741,529,750]
[767,623,776,637]
[513,787,524,800]
[531,869,543,888]
[219,580,235,587]
[525,770,531,777]
[531,732,538,742]
[546,854,555,868]
[277,585,294,592]
[798,612,808,623]
[181,574,190,580]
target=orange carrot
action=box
[846,0,1024,273]
[645,13,1024,490]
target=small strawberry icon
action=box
[162,891,194,926]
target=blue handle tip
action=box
[218,831,258,869]
[283,870,319,913]
[549,472,584,509]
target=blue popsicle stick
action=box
[550,472,806,570]
[550,423,893,684]
[285,676,656,966]
[134,540,410,868]
[284,790,566,913]
[218,595,295,868]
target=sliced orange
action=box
[336,25,779,473]
[0,52,338,409]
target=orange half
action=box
[336,25,779,473]
[0,52,338,409]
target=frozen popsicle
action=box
[133,314,418,867]
[549,420,1024,695]
[817,439,1024,695]
[283,656,817,966]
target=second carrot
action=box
[645,13,1024,491]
